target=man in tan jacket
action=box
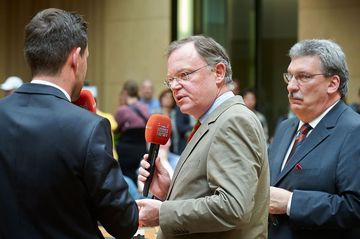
[137,35,269,239]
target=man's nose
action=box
[170,79,182,90]
[287,78,299,92]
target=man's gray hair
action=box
[289,39,349,98]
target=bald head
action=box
[141,80,155,100]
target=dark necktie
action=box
[285,123,312,164]
[188,120,201,142]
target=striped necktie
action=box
[187,120,201,142]
[285,123,312,164]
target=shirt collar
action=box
[31,79,71,102]
[199,91,235,124]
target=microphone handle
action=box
[143,143,160,197]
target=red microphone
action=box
[143,114,172,197]
[73,89,96,113]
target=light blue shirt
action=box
[140,98,161,114]
[199,91,235,124]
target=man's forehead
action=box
[289,55,321,69]
[169,42,197,59]
[290,55,320,63]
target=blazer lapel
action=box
[270,120,298,185]
[166,96,242,199]
[166,122,209,198]
[277,125,329,182]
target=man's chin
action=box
[178,105,188,114]
[290,103,303,113]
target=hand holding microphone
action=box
[73,89,96,113]
[143,114,172,197]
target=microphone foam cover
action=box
[145,114,172,145]
[73,89,96,113]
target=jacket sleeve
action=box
[83,118,138,238]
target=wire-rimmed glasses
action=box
[283,72,327,85]
[164,65,209,88]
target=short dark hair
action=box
[240,88,256,98]
[159,88,176,108]
[24,8,88,77]
[123,80,139,98]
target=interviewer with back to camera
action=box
[0,8,138,239]
[137,35,269,239]
[268,39,360,239]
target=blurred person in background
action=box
[0,76,23,97]
[231,78,240,95]
[159,88,193,157]
[83,85,119,160]
[140,79,161,114]
[349,87,360,113]
[114,80,150,186]
[240,88,269,142]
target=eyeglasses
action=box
[283,72,328,85]
[164,65,209,88]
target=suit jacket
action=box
[0,83,138,239]
[158,96,269,239]
[268,100,360,239]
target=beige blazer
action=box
[158,96,269,239]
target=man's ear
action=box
[214,62,226,85]
[327,74,340,94]
[71,47,82,72]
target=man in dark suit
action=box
[137,35,269,239]
[268,39,360,239]
[0,8,138,239]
